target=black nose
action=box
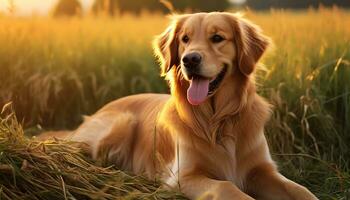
[182,52,202,69]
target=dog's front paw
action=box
[199,182,255,200]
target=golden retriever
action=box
[40,12,318,200]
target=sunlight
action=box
[0,0,92,15]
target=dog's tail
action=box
[36,115,91,141]
[36,130,72,141]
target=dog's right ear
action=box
[153,18,181,77]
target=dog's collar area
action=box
[208,65,228,95]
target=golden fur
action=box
[40,12,318,200]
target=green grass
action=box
[255,9,350,199]
[0,8,349,199]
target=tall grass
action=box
[0,15,168,129]
[0,8,349,199]
[253,8,350,199]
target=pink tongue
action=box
[187,78,210,105]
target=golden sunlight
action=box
[0,0,92,15]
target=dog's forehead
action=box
[181,13,232,34]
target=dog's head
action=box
[154,12,270,106]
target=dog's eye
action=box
[182,35,189,43]
[211,34,224,43]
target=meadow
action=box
[0,8,350,199]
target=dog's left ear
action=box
[153,18,181,77]
[228,14,271,76]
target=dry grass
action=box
[0,103,187,200]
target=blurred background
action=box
[0,0,349,199]
[1,0,350,16]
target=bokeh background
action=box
[0,0,349,199]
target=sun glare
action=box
[0,0,92,15]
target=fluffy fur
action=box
[40,12,318,200]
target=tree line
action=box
[53,0,230,16]
[53,0,350,17]
[245,0,350,10]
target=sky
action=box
[0,0,93,15]
[0,0,246,16]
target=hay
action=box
[0,104,187,200]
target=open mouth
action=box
[187,65,228,105]
[208,65,228,95]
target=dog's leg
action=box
[245,163,318,200]
[179,175,254,200]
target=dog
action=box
[39,12,318,200]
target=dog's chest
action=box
[165,137,243,189]
[216,138,243,187]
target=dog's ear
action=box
[228,14,270,76]
[153,19,181,77]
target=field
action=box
[0,8,350,199]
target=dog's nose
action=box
[182,52,202,69]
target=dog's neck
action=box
[171,71,255,144]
